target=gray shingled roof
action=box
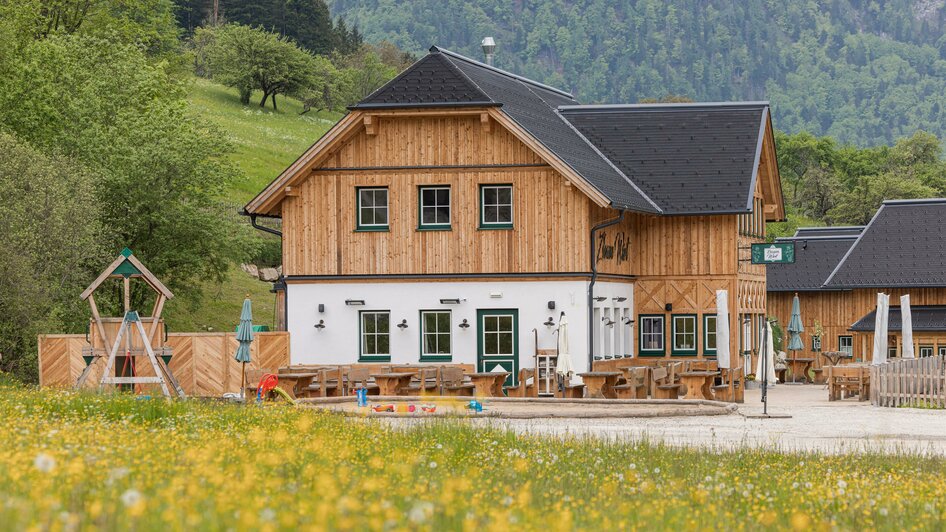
[825,199,946,288]
[354,52,495,108]
[767,236,858,291]
[850,306,946,332]
[558,104,767,214]
[794,226,865,238]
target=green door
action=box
[477,309,519,388]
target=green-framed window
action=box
[811,336,822,352]
[838,335,853,356]
[479,184,513,229]
[671,314,697,355]
[418,186,451,230]
[356,187,389,231]
[359,311,391,362]
[703,315,717,355]
[639,315,665,356]
[420,310,451,361]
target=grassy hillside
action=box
[186,77,343,202]
[161,79,343,332]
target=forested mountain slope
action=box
[331,0,946,146]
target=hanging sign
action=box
[750,242,795,264]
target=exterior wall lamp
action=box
[602,317,615,327]
[439,298,462,305]
[397,319,408,330]
[459,319,470,329]
[345,299,365,306]
[593,296,607,302]
[613,296,628,302]
[314,320,325,330]
[622,317,634,325]
[543,317,555,328]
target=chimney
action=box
[481,37,496,66]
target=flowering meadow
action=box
[2,379,946,531]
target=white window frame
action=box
[704,315,717,354]
[480,185,513,227]
[357,187,389,229]
[360,311,391,359]
[838,335,853,355]
[671,315,697,355]
[419,186,451,228]
[420,310,451,359]
[639,315,665,354]
[920,345,934,357]
[812,336,822,352]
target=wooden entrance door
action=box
[477,309,519,387]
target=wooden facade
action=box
[769,288,946,367]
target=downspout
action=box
[246,212,283,238]
[588,210,625,369]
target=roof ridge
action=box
[796,225,865,231]
[776,235,859,242]
[552,107,663,214]
[882,198,946,206]
[432,46,575,99]
[351,51,493,109]
[559,102,770,111]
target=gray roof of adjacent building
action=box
[824,199,946,289]
[767,235,859,292]
[351,47,776,216]
[849,306,946,332]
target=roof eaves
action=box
[881,198,946,206]
[745,106,768,212]
[552,109,662,214]
[348,102,500,110]
[558,101,770,111]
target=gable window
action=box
[811,336,822,352]
[357,187,389,231]
[420,310,451,361]
[703,315,717,355]
[480,184,513,228]
[639,315,665,355]
[838,335,853,356]
[359,311,391,361]
[418,186,451,230]
[671,315,697,355]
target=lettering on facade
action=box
[596,231,630,264]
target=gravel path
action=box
[475,385,946,455]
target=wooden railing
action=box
[870,355,946,407]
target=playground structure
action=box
[75,248,184,397]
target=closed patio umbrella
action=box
[901,294,914,359]
[756,320,778,383]
[787,293,804,383]
[235,297,254,398]
[555,313,573,377]
[715,290,731,369]
[872,293,890,365]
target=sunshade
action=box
[901,294,914,359]
[235,297,254,398]
[555,314,573,376]
[872,293,890,365]
[715,290,731,369]
[786,294,804,350]
[756,321,778,383]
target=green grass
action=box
[4,385,946,530]
[186,77,343,202]
[160,79,341,332]
[162,265,278,333]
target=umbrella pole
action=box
[761,322,769,415]
[241,362,246,400]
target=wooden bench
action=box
[304,367,343,398]
[812,367,825,385]
[504,368,536,398]
[651,366,679,399]
[440,367,475,397]
[711,366,743,403]
[562,381,585,398]
[614,367,648,399]
[345,366,380,396]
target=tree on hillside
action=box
[0,34,248,313]
[335,45,399,101]
[0,133,104,382]
[205,23,315,109]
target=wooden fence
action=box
[870,355,946,407]
[38,332,290,397]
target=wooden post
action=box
[87,294,109,350]
[148,294,166,346]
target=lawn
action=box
[161,265,277,333]
[2,383,944,530]
[186,77,343,202]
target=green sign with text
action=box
[751,242,795,264]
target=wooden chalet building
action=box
[768,199,946,366]
[243,47,785,378]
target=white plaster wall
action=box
[286,279,633,375]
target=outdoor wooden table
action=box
[787,357,815,383]
[275,372,320,399]
[821,352,854,367]
[678,371,719,400]
[827,364,870,401]
[371,372,414,396]
[577,371,622,398]
[467,372,510,397]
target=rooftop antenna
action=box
[481,37,496,66]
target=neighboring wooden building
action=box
[768,199,946,366]
[244,46,784,378]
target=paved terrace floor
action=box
[478,385,946,455]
